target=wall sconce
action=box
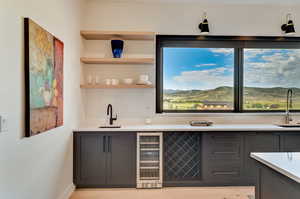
[281,13,296,35]
[198,12,209,35]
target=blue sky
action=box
[163,48,234,90]
[163,48,300,90]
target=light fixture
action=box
[281,13,296,35]
[198,12,209,35]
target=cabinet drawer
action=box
[208,143,241,160]
[207,133,241,143]
[207,165,241,181]
[204,133,242,160]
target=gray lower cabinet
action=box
[74,132,136,188]
[279,133,300,152]
[243,133,280,184]
[74,131,300,188]
[74,133,107,187]
[202,133,244,185]
[106,133,136,187]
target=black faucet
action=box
[107,104,117,125]
[285,89,293,124]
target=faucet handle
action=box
[113,114,117,121]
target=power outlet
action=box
[0,115,8,133]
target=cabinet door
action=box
[75,133,107,187]
[244,133,279,184]
[202,133,243,185]
[280,133,300,152]
[106,133,136,187]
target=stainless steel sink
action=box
[276,124,300,128]
[99,125,121,128]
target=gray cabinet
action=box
[74,133,106,187]
[107,133,136,187]
[280,133,300,152]
[202,133,244,185]
[243,133,280,184]
[73,131,300,188]
[74,132,136,188]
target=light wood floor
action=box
[70,187,255,199]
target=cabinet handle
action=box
[213,151,237,155]
[213,171,238,176]
[103,136,106,152]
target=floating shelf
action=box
[81,30,155,40]
[80,57,154,64]
[80,84,154,89]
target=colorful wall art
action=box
[24,18,64,137]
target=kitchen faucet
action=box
[285,89,293,124]
[107,104,117,125]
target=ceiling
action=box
[95,0,300,5]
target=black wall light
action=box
[198,12,209,34]
[281,13,296,35]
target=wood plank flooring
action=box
[70,186,255,199]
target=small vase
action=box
[111,40,124,58]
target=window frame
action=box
[156,35,300,113]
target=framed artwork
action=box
[24,18,64,137]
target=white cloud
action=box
[244,49,300,88]
[244,49,274,60]
[210,48,233,55]
[173,67,233,90]
[194,63,216,67]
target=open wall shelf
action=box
[80,84,154,89]
[81,30,155,40]
[80,57,154,64]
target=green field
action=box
[163,87,300,111]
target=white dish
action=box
[111,79,119,85]
[105,79,111,85]
[137,80,152,85]
[139,74,149,82]
[123,78,133,85]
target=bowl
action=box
[123,78,133,85]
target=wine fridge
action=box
[137,132,163,188]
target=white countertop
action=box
[251,152,300,183]
[75,124,300,132]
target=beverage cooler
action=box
[137,132,163,188]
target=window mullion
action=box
[234,47,244,112]
[239,48,244,112]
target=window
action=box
[244,48,300,111]
[156,36,300,113]
[163,48,234,111]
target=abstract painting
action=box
[24,18,64,137]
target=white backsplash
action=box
[81,0,300,127]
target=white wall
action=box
[81,0,300,126]
[0,0,82,199]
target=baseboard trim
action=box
[58,183,75,199]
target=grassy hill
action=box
[163,87,300,110]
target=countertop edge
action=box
[73,124,300,132]
[250,153,300,183]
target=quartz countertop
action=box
[251,152,300,183]
[75,124,300,132]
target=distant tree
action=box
[252,103,263,108]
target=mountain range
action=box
[164,86,300,104]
